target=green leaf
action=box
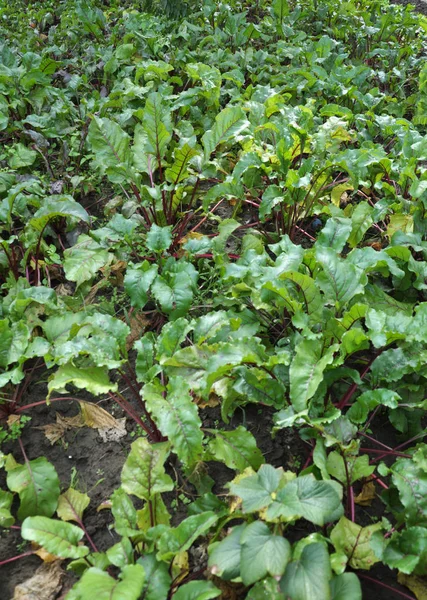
[138,553,171,600]
[21,516,89,559]
[125,262,158,309]
[157,512,218,561]
[146,224,173,253]
[151,271,195,319]
[73,565,145,600]
[290,339,338,411]
[245,577,284,600]
[172,581,220,600]
[240,521,291,586]
[110,488,138,538]
[28,196,89,232]
[47,364,117,399]
[270,475,343,525]
[8,143,37,168]
[229,464,282,513]
[315,217,352,253]
[348,202,374,248]
[208,524,245,581]
[202,106,249,160]
[326,452,375,485]
[121,438,174,501]
[63,234,110,287]
[144,378,203,467]
[383,527,427,575]
[330,573,362,600]
[7,457,60,520]
[280,543,332,600]
[205,426,264,471]
[330,517,382,570]
[88,116,131,173]
[57,488,90,523]
[0,489,14,527]
[142,92,172,160]
[165,144,198,184]
[106,537,133,568]
[388,454,427,527]
[316,246,367,307]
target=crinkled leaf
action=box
[205,426,264,472]
[330,517,382,570]
[47,364,117,399]
[21,516,88,559]
[144,377,203,467]
[121,438,173,501]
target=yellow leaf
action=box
[57,488,90,523]
[97,500,112,512]
[354,480,376,506]
[172,551,189,583]
[331,183,354,207]
[398,573,427,600]
[31,543,59,564]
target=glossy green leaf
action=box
[72,565,145,600]
[205,426,264,471]
[47,364,117,399]
[21,516,89,559]
[144,377,203,467]
[280,543,332,600]
[157,512,218,561]
[173,581,220,600]
[240,521,291,586]
[6,457,60,520]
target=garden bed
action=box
[1,1,427,599]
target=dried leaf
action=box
[398,573,427,600]
[99,417,127,443]
[13,561,63,600]
[55,283,73,297]
[354,480,376,506]
[126,313,149,351]
[57,488,90,523]
[38,412,84,445]
[8,414,21,427]
[78,401,120,429]
[196,393,220,409]
[31,543,58,564]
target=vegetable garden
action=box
[1,0,427,598]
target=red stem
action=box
[358,574,416,600]
[336,354,377,410]
[360,448,412,458]
[0,551,35,568]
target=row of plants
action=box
[1,0,427,598]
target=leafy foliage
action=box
[1,0,427,598]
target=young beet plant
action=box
[87,94,250,249]
[0,283,163,442]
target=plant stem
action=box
[0,551,35,567]
[358,574,416,600]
